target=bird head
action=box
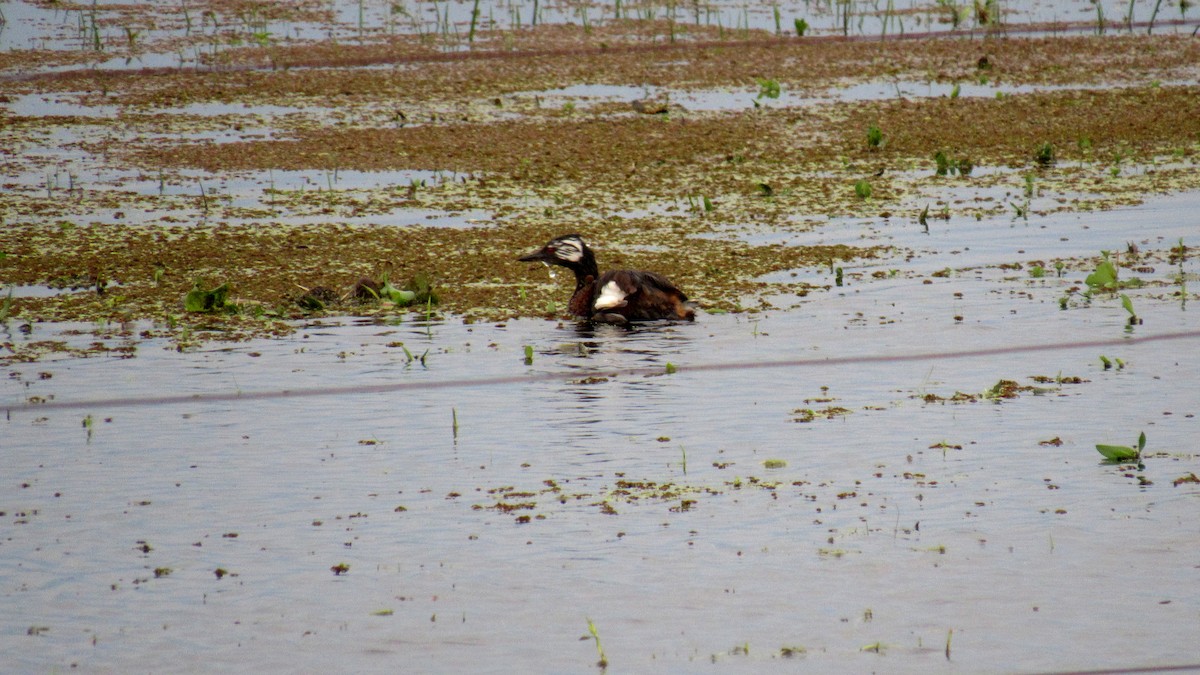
[518,234,590,268]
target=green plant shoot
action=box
[1096,431,1145,462]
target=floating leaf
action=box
[1096,444,1138,462]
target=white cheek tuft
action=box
[593,281,627,310]
[554,241,583,263]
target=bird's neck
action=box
[571,253,599,291]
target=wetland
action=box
[2,0,1199,671]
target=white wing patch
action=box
[593,280,627,310]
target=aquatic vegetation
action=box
[1173,472,1200,487]
[933,151,972,177]
[1169,238,1188,265]
[1096,431,1145,463]
[1120,294,1141,325]
[401,344,429,367]
[0,287,12,322]
[854,179,873,199]
[184,281,231,313]
[1010,199,1029,221]
[378,279,417,306]
[985,379,1029,400]
[860,642,885,653]
[792,406,852,422]
[1084,252,1119,292]
[586,618,608,668]
[0,22,1196,358]
[866,124,883,150]
[1035,142,1056,167]
[755,77,781,100]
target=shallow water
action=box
[4,1,1200,670]
[4,200,1199,672]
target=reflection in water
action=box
[525,320,698,447]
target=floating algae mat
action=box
[2,1,1200,671]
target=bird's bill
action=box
[517,246,552,263]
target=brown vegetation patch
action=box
[836,85,1200,166]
